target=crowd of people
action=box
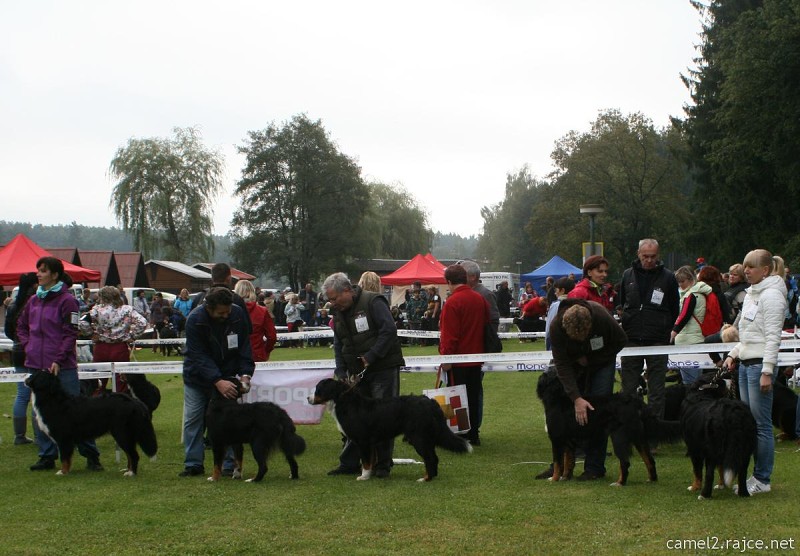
[3,246,798,494]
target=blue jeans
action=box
[738,362,774,484]
[31,368,100,461]
[796,394,800,439]
[13,366,32,419]
[183,383,233,471]
[679,367,701,386]
[582,362,616,476]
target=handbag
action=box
[423,366,471,434]
[484,322,503,353]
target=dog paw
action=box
[123,470,136,477]
[207,476,217,482]
[232,470,242,480]
[609,482,623,487]
[713,484,726,490]
[356,475,371,481]
[245,478,255,483]
[56,470,66,476]
[687,485,699,491]
[697,495,709,501]
[416,477,428,483]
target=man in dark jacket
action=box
[617,239,679,420]
[495,280,513,319]
[322,272,405,478]
[550,299,628,480]
[180,287,255,477]
[193,263,252,333]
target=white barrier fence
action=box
[3,340,800,383]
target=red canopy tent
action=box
[423,253,447,272]
[0,234,102,286]
[381,254,447,286]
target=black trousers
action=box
[449,365,483,441]
[338,367,400,471]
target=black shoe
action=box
[469,434,481,446]
[87,458,105,472]
[178,467,205,477]
[374,468,390,479]
[576,470,605,481]
[327,466,360,476]
[30,458,55,471]
[535,465,554,480]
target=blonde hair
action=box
[742,249,781,275]
[728,263,745,280]
[674,265,695,284]
[233,279,257,302]
[358,271,381,293]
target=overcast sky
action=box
[1,1,702,239]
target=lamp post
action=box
[515,261,521,275]
[579,204,604,258]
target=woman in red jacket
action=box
[568,255,614,311]
[234,280,277,362]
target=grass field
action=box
[0,342,798,555]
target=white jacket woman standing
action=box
[724,249,787,495]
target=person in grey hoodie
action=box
[723,249,788,495]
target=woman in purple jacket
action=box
[17,257,103,472]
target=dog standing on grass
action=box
[679,371,756,499]
[308,378,472,482]
[26,369,158,476]
[536,370,683,486]
[205,376,306,483]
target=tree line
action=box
[479,0,800,279]
[104,1,800,285]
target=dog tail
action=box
[721,411,757,489]
[290,431,306,456]
[436,421,473,454]
[644,414,684,445]
[132,402,158,457]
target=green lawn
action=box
[0,342,798,555]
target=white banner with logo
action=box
[246,368,335,425]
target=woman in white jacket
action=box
[723,249,787,495]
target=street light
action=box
[515,261,522,275]
[579,204,605,258]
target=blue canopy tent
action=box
[520,256,582,295]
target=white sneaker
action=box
[746,477,771,495]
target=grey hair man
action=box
[458,260,500,333]
[617,239,680,420]
[322,272,405,478]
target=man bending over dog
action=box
[323,272,405,478]
[548,299,628,480]
[180,287,255,477]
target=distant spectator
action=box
[495,280,513,319]
[173,288,194,320]
[358,271,382,294]
[569,255,614,312]
[235,280,277,361]
[132,289,150,320]
[5,272,38,445]
[545,277,575,349]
